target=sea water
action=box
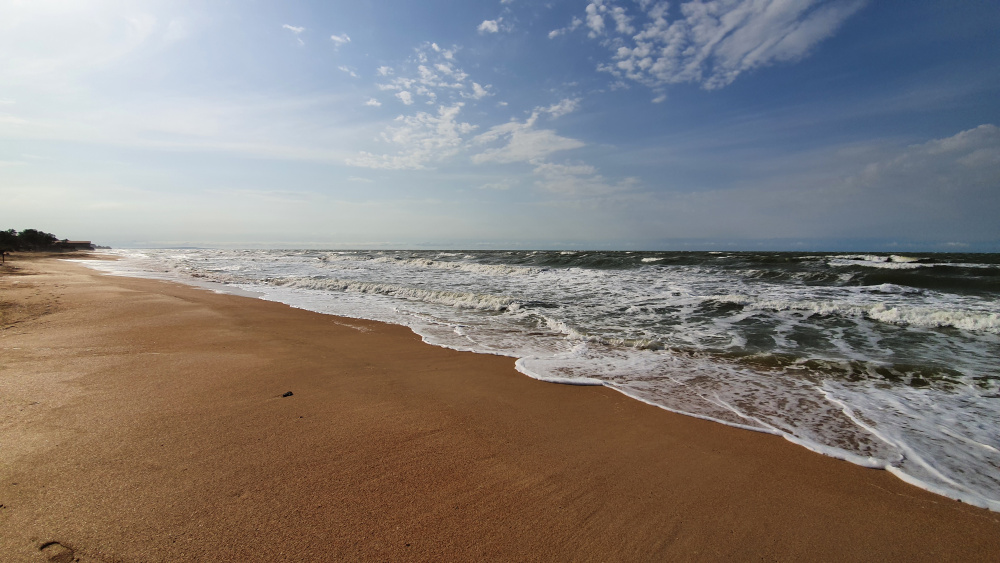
[79,249,1000,510]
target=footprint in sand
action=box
[39,541,76,563]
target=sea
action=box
[78,249,1000,511]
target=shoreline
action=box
[83,250,1000,512]
[2,255,999,561]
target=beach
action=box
[2,255,999,562]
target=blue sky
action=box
[2,0,998,250]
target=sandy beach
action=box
[1,254,998,562]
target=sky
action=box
[1,0,998,250]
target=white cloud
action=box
[374,43,490,107]
[330,33,351,48]
[630,124,1000,241]
[473,127,583,164]
[347,104,477,170]
[549,17,583,38]
[544,98,580,118]
[467,83,491,100]
[338,65,358,78]
[471,113,584,164]
[365,98,382,107]
[396,91,414,105]
[429,42,456,60]
[573,0,865,90]
[478,19,501,34]
[585,2,606,38]
[533,161,636,195]
[470,98,585,164]
[478,179,516,190]
[0,5,160,85]
[283,24,305,45]
[849,124,1000,198]
[610,5,634,34]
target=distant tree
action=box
[0,229,17,263]
[0,229,16,250]
[17,229,58,250]
[0,229,63,260]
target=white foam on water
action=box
[711,293,1000,334]
[821,381,1000,511]
[866,303,1000,332]
[271,276,521,312]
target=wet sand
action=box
[2,254,998,562]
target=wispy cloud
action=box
[347,104,477,170]
[0,6,160,84]
[330,33,351,49]
[338,65,358,78]
[283,24,305,45]
[563,0,865,91]
[374,43,490,107]
[617,124,1000,241]
[365,98,382,107]
[471,100,586,164]
[543,98,581,118]
[549,17,582,38]
[464,82,492,100]
[472,122,584,164]
[0,89,364,164]
[478,179,516,190]
[848,123,1000,199]
[533,161,637,195]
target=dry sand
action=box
[1,254,998,562]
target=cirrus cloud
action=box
[565,0,866,90]
[330,33,351,49]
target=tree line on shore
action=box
[1,228,91,253]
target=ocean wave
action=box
[863,283,923,294]
[829,257,927,270]
[540,316,664,350]
[866,304,1000,333]
[711,294,1000,333]
[267,276,523,312]
[319,252,543,276]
